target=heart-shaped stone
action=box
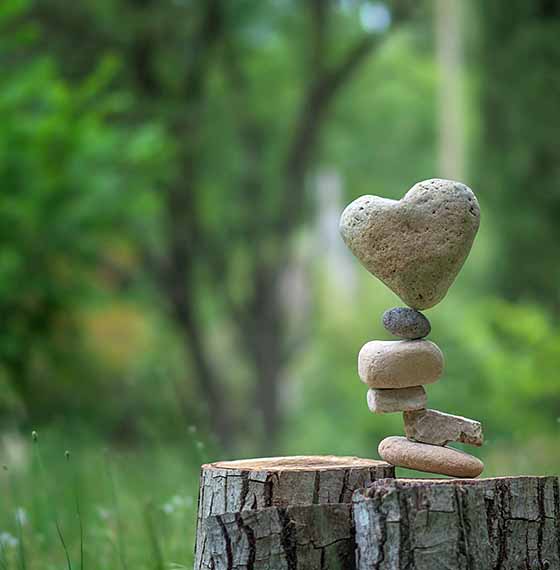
[339,179,480,309]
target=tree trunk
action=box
[194,456,394,569]
[476,0,560,305]
[436,0,465,180]
[353,477,560,570]
[195,467,560,569]
[167,268,234,451]
[240,258,286,452]
[253,344,282,452]
[251,298,284,452]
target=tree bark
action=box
[353,477,560,570]
[196,468,560,569]
[199,503,356,570]
[194,456,394,569]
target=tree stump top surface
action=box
[378,475,554,485]
[355,474,559,499]
[206,455,389,472]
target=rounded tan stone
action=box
[358,340,444,388]
[367,386,427,413]
[378,436,484,478]
[339,179,480,309]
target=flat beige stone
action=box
[404,408,483,447]
[358,340,444,388]
[339,179,480,309]
[367,387,426,413]
[378,436,484,478]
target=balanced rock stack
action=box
[340,178,484,478]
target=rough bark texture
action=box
[195,459,560,570]
[353,477,560,570]
[199,503,355,569]
[194,455,394,569]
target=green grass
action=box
[0,424,558,569]
[0,429,206,570]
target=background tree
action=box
[476,0,560,309]
[32,0,418,451]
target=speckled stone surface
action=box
[339,179,480,309]
[378,436,484,478]
[367,386,426,414]
[404,408,483,447]
[382,307,431,339]
[358,340,444,389]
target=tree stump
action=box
[353,477,560,570]
[194,460,560,570]
[194,455,394,569]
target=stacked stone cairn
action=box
[339,178,484,478]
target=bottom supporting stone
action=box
[378,436,484,478]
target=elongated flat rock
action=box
[367,386,426,413]
[340,179,480,309]
[378,436,484,478]
[404,408,483,447]
[358,340,444,388]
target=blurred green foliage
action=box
[0,0,175,430]
[0,0,559,566]
[476,0,560,305]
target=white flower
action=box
[162,502,175,514]
[14,508,27,526]
[174,495,193,509]
[96,506,111,520]
[0,532,18,548]
[162,494,194,515]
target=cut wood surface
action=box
[194,455,394,569]
[354,476,560,570]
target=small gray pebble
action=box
[382,307,431,339]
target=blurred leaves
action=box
[0,2,559,565]
[0,0,559,465]
[0,14,171,425]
